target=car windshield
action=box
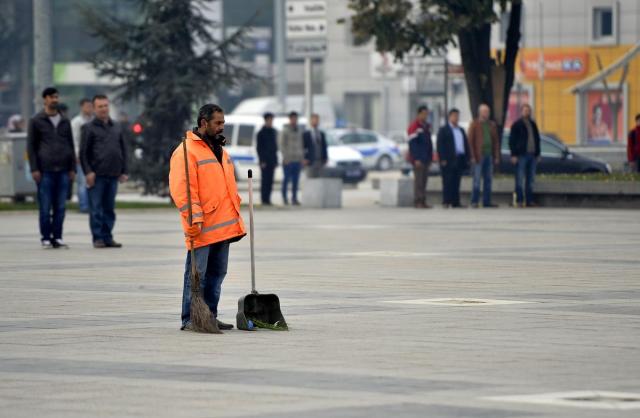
[325,131,341,146]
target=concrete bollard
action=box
[302,178,343,208]
[380,178,414,207]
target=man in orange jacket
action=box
[169,104,246,331]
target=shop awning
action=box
[567,40,640,94]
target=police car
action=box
[325,128,402,170]
[224,114,367,184]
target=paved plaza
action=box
[0,191,639,417]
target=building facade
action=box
[494,0,640,146]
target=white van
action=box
[224,114,366,183]
[231,95,336,129]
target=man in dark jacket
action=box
[80,94,128,248]
[303,113,329,178]
[256,112,278,205]
[437,108,470,208]
[27,87,76,248]
[509,104,541,207]
[407,105,433,208]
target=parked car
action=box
[224,114,367,184]
[499,132,612,174]
[326,128,402,170]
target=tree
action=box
[348,0,522,136]
[82,0,255,194]
[0,0,24,80]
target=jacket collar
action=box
[186,130,203,141]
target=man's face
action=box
[93,98,110,120]
[205,111,225,137]
[418,109,428,122]
[522,105,531,118]
[310,115,319,128]
[289,115,298,126]
[265,117,273,128]
[449,112,459,126]
[81,102,93,116]
[479,105,490,120]
[44,93,59,111]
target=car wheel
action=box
[376,155,393,171]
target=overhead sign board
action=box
[286,0,327,19]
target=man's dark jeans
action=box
[282,161,301,203]
[260,164,276,204]
[38,171,71,242]
[88,175,118,243]
[471,155,493,206]
[515,154,537,205]
[181,240,230,327]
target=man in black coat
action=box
[303,113,329,178]
[80,94,128,248]
[256,112,278,205]
[509,103,541,207]
[437,108,470,208]
[27,87,76,248]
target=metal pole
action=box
[304,57,313,122]
[274,0,287,114]
[33,0,53,110]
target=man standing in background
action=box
[256,112,278,205]
[627,114,640,172]
[509,104,541,207]
[407,105,433,209]
[279,111,304,206]
[28,87,76,248]
[467,104,500,208]
[303,113,328,178]
[437,108,470,208]
[80,95,128,248]
[71,98,93,213]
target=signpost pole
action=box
[275,0,287,114]
[304,57,313,121]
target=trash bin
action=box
[0,133,37,201]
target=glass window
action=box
[237,124,254,147]
[341,134,358,145]
[593,7,614,40]
[540,138,564,157]
[224,124,236,144]
[358,133,377,144]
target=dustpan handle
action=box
[248,169,256,293]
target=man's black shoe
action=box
[217,320,234,330]
[52,239,69,249]
[105,240,123,248]
[93,240,107,248]
[484,204,499,208]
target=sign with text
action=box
[288,39,327,58]
[286,0,327,19]
[286,19,327,39]
[520,51,589,79]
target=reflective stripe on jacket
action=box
[169,130,246,249]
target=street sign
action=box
[286,0,327,19]
[286,19,327,39]
[287,39,327,59]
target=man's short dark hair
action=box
[42,87,58,98]
[92,94,108,103]
[448,108,460,116]
[197,103,224,127]
[635,113,640,122]
[79,98,91,106]
[417,105,428,114]
[288,111,298,118]
[263,112,274,120]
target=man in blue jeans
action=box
[279,111,304,205]
[80,94,128,247]
[509,104,541,207]
[27,87,76,248]
[467,104,500,208]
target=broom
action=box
[182,137,221,334]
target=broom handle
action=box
[248,169,256,294]
[181,137,197,280]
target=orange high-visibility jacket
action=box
[169,130,246,249]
